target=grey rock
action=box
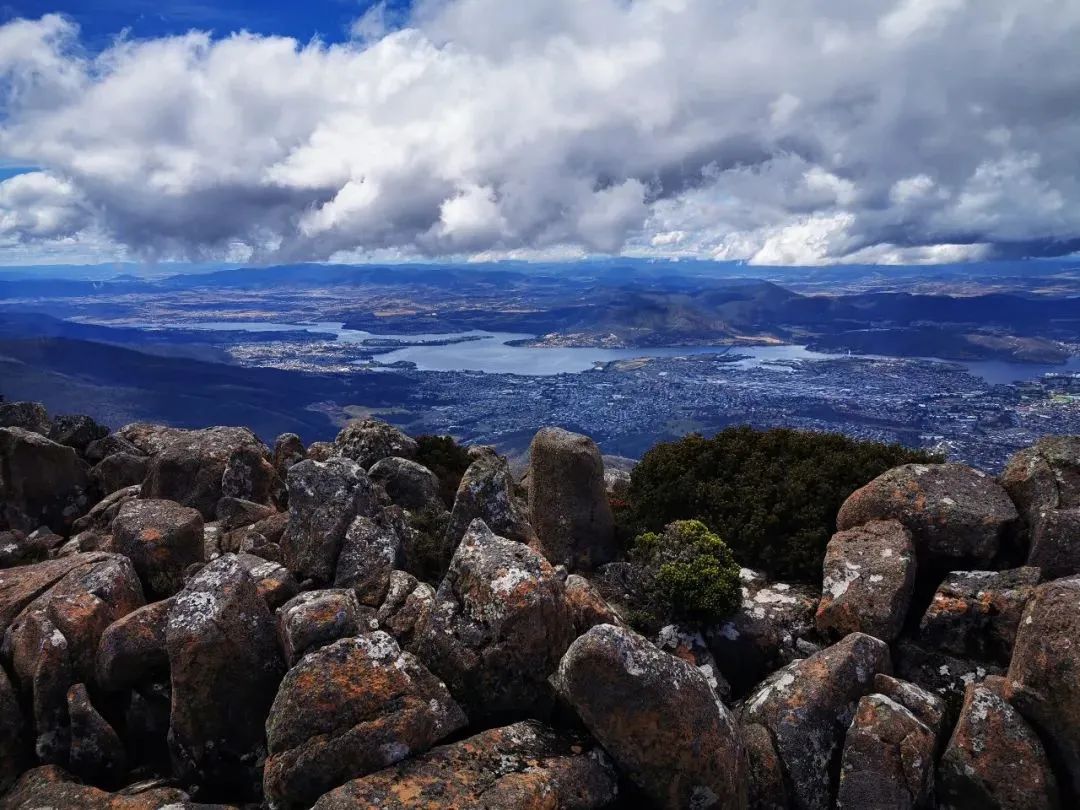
[369,456,443,512]
[111,499,205,598]
[276,588,365,665]
[0,427,94,535]
[333,418,417,468]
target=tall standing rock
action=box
[1028,507,1080,579]
[442,451,535,558]
[739,633,892,810]
[1005,574,1080,801]
[553,623,749,809]
[837,463,1017,567]
[527,427,615,571]
[0,427,94,534]
[333,418,417,468]
[281,457,378,583]
[166,554,284,800]
[1000,435,1080,527]
[412,519,575,724]
[110,499,204,598]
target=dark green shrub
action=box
[631,519,741,626]
[623,426,940,582]
[405,506,452,586]
[414,434,472,508]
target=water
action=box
[104,319,1080,384]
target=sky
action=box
[1,0,1079,267]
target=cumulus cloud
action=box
[1,1,1079,265]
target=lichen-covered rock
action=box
[84,434,144,466]
[138,426,271,519]
[48,414,109,454]
[111,499,204,598]
[219,443,279,507]
[707,568,821,696]
[1028,507,1080,579]
[96,598,172,691]
[272,433,305,478]
[1,665,25,794]
[263,633,467,810]
[412,519,575,724]
[939,676,1060,810]
[90,453,149,496]
[3,553,143,763]
[333,418,417,468]
[0,427,94,534]
[0,401,51,435]
[166,554,285,799]
[305,441,335,461]
[368,456,443,512]
[0,765,201,810]
[815,519,915,643]
[235,552,299,610]
[893,639,1003,710]
[66,682,126,787]
[1000,435,1080,528]
[565,573,624,635]
[526,427,616,571]
[656,623,732,702]
[0,552,118,635]
[1005,575,1080,799]
[311,720,618,810]
[376,570,434,648]
[276,589,365,666]
[0,527,64,568]
[739,632,892,810]
[70,486,140,538]
[871,674,949,751]
[281,457,378,583]
[919,567,1039,665]
[442,451,536,558]
[333,509,404,607]
[553,623,747,809]
[836,693,935,810]
[214,497,275,532]
[837,463,1018,566]
[741,721,788,810]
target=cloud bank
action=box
[2,0,1080,265]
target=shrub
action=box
[414,434,472,508]
[623,426,940,582]
[631,519,742,627]
[405,506,452,586]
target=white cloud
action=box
[1,1,1079,265]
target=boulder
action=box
[1000,435,1080,527]
[1,665,25,794]
[3,553,144,764]
[90,453,149,495]
[306,441,335,461]
[836,693,935,810]
[871,673,949,751]
[739,632,892,810]
[411,519,575,724]
[166,554,285,799]
[1028,507,1080,579]
[48,415,109,454]
[564,572,624,635]
[276,588,366,666]
[815,519,916,643]
[604,467,632,501]
[139,426,271,519]
[707,568,821,696]
[219,443,279,506]
[0,427,94,534]
[442,451,536,559]
[272,433,305,478]
[311,720,617,810]
[554,623,748,809]
[741,721,788,810]
[66,682,126,786]
[656,623,732,702]
[375,570,434,648]
[893,639,1003,710]
[280,457,378,583]
[0,552,118,636]
[263,633,467,810]
[84,434,144,465]
[96,598,173,691]
[939,676,1060,809]
[918,567,1039,665]
[333,418,417,468]
[0,765,201,810]
[111,499,204,598]
[1005,575,1080,799]
[236,552,299,610]
[0,527,64,568]
[369,456,443,512]
[70,485,140,538]
[214,497,275,532]
[333,509,404,607]
[527,427,616,571]
[0,401,51,435]
[837,463,1018,567]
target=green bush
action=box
[414,434,472,508]
[406,506,452,586]
[632,520,741,626]
[623,426,940,582]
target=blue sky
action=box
[3,1,407,47]
[1,1,1079,267]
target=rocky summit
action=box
[2,401,1080,809]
